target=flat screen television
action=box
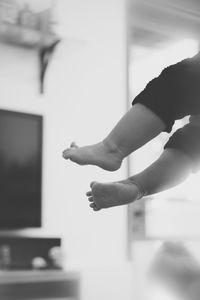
[0,109,43,229]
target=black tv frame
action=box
[0,109,43,229]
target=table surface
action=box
[0,270,80,300]
[0,270,80,284]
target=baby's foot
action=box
[62,141,123,171]
[86,179,141,211]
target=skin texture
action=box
[63,104,165,171]
[86,149,192,211]
[62,103,193,211]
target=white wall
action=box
[45,0,128,266]
[0,1,133,299]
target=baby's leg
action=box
[87,148,192,211]
[63,104,165,171]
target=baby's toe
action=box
[86,191,92,197]
[90,202,100,211]
[93,206,101,211]
[88,196,93,202]
[70,142,78,148]
[62,149,72,159]
[90,202,96,208]
[90,181,97,188]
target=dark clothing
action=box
[132,52,200,171]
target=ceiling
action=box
[130,0,200,48]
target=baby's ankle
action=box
[127,177,148,200]
[102,139,125,159]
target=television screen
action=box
[0,110,42,228]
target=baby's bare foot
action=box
[62,141,123,171]
[86,179,140,211]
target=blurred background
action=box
[0,0,200,299]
